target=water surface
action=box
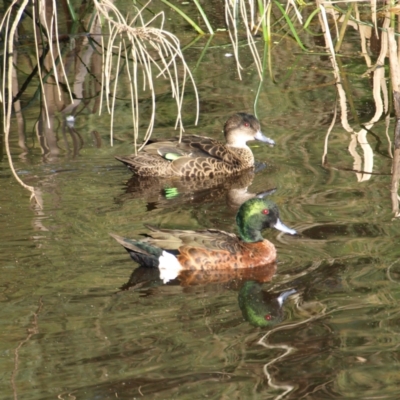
[1,7,400,400]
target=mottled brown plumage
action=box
[115,113,275,177]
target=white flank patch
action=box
[158,251,182,284]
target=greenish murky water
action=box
[2,5,400,400]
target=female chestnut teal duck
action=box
[115,113,275,178]
[110,196,296,283]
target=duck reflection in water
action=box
[120,262,277,290]
[119,267,296,328]
[117,166,274,211]
[239,281,296,327]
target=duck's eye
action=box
[262,209,269,215]
[265,314,272,321]
[243,122,250,127]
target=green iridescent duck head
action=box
[236,197,296,243]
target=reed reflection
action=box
[319,5,400,217]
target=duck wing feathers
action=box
[142,224,244,254]
[147,135,241,163]
[116,135,247,177]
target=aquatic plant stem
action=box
[257,0,270,44]
[273,0,307,51]
[334,3,353,52]
[65,0,78,23]
[160,0,205,35]
[304,8,322,35]
[254,40,269,117]
[193,34,214,72]
[193,0,214,34]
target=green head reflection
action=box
[239,281,296,327]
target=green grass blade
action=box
[193,34,214,72]
[304,8,323,35]
[66,0,78,23]
[273,0,307,51]
[254,40,269,117]
[335,3,353,52]
[193,0,214,34]
[160,0,205,35]
[257,0,270,43]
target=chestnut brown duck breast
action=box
[115,113,275,178]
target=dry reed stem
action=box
[38,0,61,101]
[287,0,303,24]
[253,0,269,33]
[319,2,353,133]
[122,39,137,154]
[225,0,263,80]
[388,27,400,216]
[225,0,244,80]
[1,0,198,201]
[322,97,338,165]
[240,0,262,77]
[93,0,199,152]
[10,29,27,151]
[225,0,303,81]
[31,3,50,124]
[318,1,382,182]
[355,3,372,68]
[1,0,43,207]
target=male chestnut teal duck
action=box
[115,113,275,178]
[110,196,296,283]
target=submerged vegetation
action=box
[1,0,400,213]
